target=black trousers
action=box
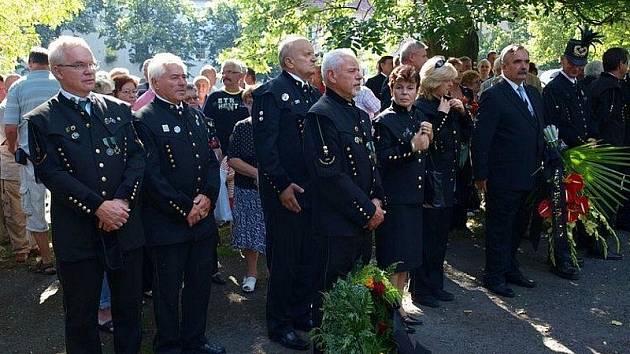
[57,247,143,354]
[312,233,372,328]
[265,207,317,336]
[484,187,531,286]
[312,233,372,354]
[151,237,215,354]
[411,207,452,296]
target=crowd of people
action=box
[0,28,628,354]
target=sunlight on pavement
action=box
[39,280,60,304]
[446,265,576,354]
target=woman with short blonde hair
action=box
[419,56,458,100]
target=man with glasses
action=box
[4,47,59,274]
[26,36,146,354]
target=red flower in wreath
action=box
[377,321,388,335]
[567,195,589,223]
[372,281,386,296]
[537,199,552,219]
[564,173,585,194]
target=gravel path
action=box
[0,231,628,354]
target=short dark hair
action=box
[246,67,256,79]
[388,64,420,90]
[377,55,393,73]
[28,47,49,65]
[0,75,4,82]
[112,74,138,95]
[459,56,472,63]
[602,47,629,72]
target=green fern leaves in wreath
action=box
[311,262,402,354]
[563,141,630,216]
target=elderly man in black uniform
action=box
[251,35,320,351]
[542,28,602,278]
[472,44,545,298]
[303,49,385,346]
[134,53,225,354]
[27,36,145,354]
[589,47,629,260]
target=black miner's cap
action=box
[564,26,603,66]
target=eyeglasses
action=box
[56,62,99,71]
[435,59,445,69]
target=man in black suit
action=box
[365,55,393,100]
[27,36,146,354]
[472,44,545,298]
[252,35,321,351]
[135,53,225,354]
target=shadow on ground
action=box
[0,227,628,354]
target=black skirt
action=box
[375,204,423,272]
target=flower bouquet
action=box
[537,125,630,264]
[310,262,402,354]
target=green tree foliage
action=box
[0,0,83,72]
[99,0,203,64]
[224,0,630,74]
[202,1,242,66]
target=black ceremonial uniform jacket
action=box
[27,93,145,262]
[590,72,627,146]
[543,72,596,147]
[135,98,220,247]
[304,89,384,237]
[415,96,472,208]
[373,103,427,206]
[252,70,321,210]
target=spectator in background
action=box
[137,58,152,96]
[108,67,129,79]
[94,76,114,95]
[194,75,210,108]
[529,62,539,76]
[479,58,503,96]
[461,70,482,99]
[477,59,492,82]
[460,56,473,71]
[201,65,218,94]
[245,67,257,86]
[4,47,59,275]
[185,83,201,109]
[487,51,498,75]
[381,39,429,111]
[0,76,5,102]
[309,65,325,94]
[0,73,34,264]
[354,86,381,120]
[582,60,604,88]
[365,55,393,100]
[112,74,139,105]
[227,85,265,293]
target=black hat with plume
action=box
[564,26,603,66]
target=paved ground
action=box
[0,229,628,354]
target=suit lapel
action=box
[525,85,545,130]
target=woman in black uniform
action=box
[374,65,433,325]
[412,56,472,308]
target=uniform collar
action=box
[155,94,184,110]
[560,70,577,84]
[282,70,311,89]
[391,100,413,113]
[326,88,355,107]
[60,88,92,102]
